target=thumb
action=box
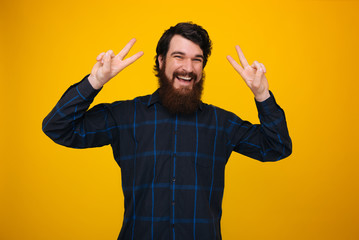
[253,67,264,88]
[91,61,102,75]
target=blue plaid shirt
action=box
[43,75,292,240]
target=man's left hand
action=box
[227,45,270,102]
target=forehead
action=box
[168,35,203,56]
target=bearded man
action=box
[43,22,292,240]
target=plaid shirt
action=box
[43,75,292,240]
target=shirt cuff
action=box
[75,74,102,101]
[255,91,281,115]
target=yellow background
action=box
[1,0,359,239]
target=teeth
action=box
[177,76,192,81]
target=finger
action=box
[101,50,114,64]
[116,38,137,60]
[103,51,112,73]
[98,50,114,61]
[98,51,114,63]
[251,60,260,69]
[122,51,144,68]
[226,55,244,75]
[253,62,264,85]
[252,61,262,72]
[251,61,256,68]
[260,63,266,73]
[235,45,249,68]
[91,61,102,75]
[251,61,267,73]
[110,50,115,58]
[96,52,105,61]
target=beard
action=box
[157,64,204,115]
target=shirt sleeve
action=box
[226,91,292,162]
[42,75,119,148]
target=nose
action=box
[181,59,194,73]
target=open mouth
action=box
[172,71,197,89]
[176,75,193,82]
[174,71,197,84]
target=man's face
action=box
[158,35,204,92]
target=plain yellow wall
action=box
[1,0,359,239]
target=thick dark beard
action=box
[157,64,204,115]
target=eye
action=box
[193,58,203,62]
[174,55,183,59]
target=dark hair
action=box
[154,22,212,76]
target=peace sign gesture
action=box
[88,38,144,89]
[227,45,270,102]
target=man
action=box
[43,22,292,240]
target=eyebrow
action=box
[170,51,204,59]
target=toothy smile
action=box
[177,76,192,81]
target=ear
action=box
[158,55,164,69]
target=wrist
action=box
[255,91,270,102]
[88,74,103,90]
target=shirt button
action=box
[172,201,175,206]
[172,177,176,182]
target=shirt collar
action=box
[147,89,204,111]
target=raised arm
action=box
[226,45,292,161]
[42,39,143,148]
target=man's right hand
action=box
[88,38,144,90]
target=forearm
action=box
[42,75,107,148]
[230,91,292,161]
[254,92,292,160]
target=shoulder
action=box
[200,102,241,125]
[201,102,238,119]
[108,93,152,109]
[89,94,152,120]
